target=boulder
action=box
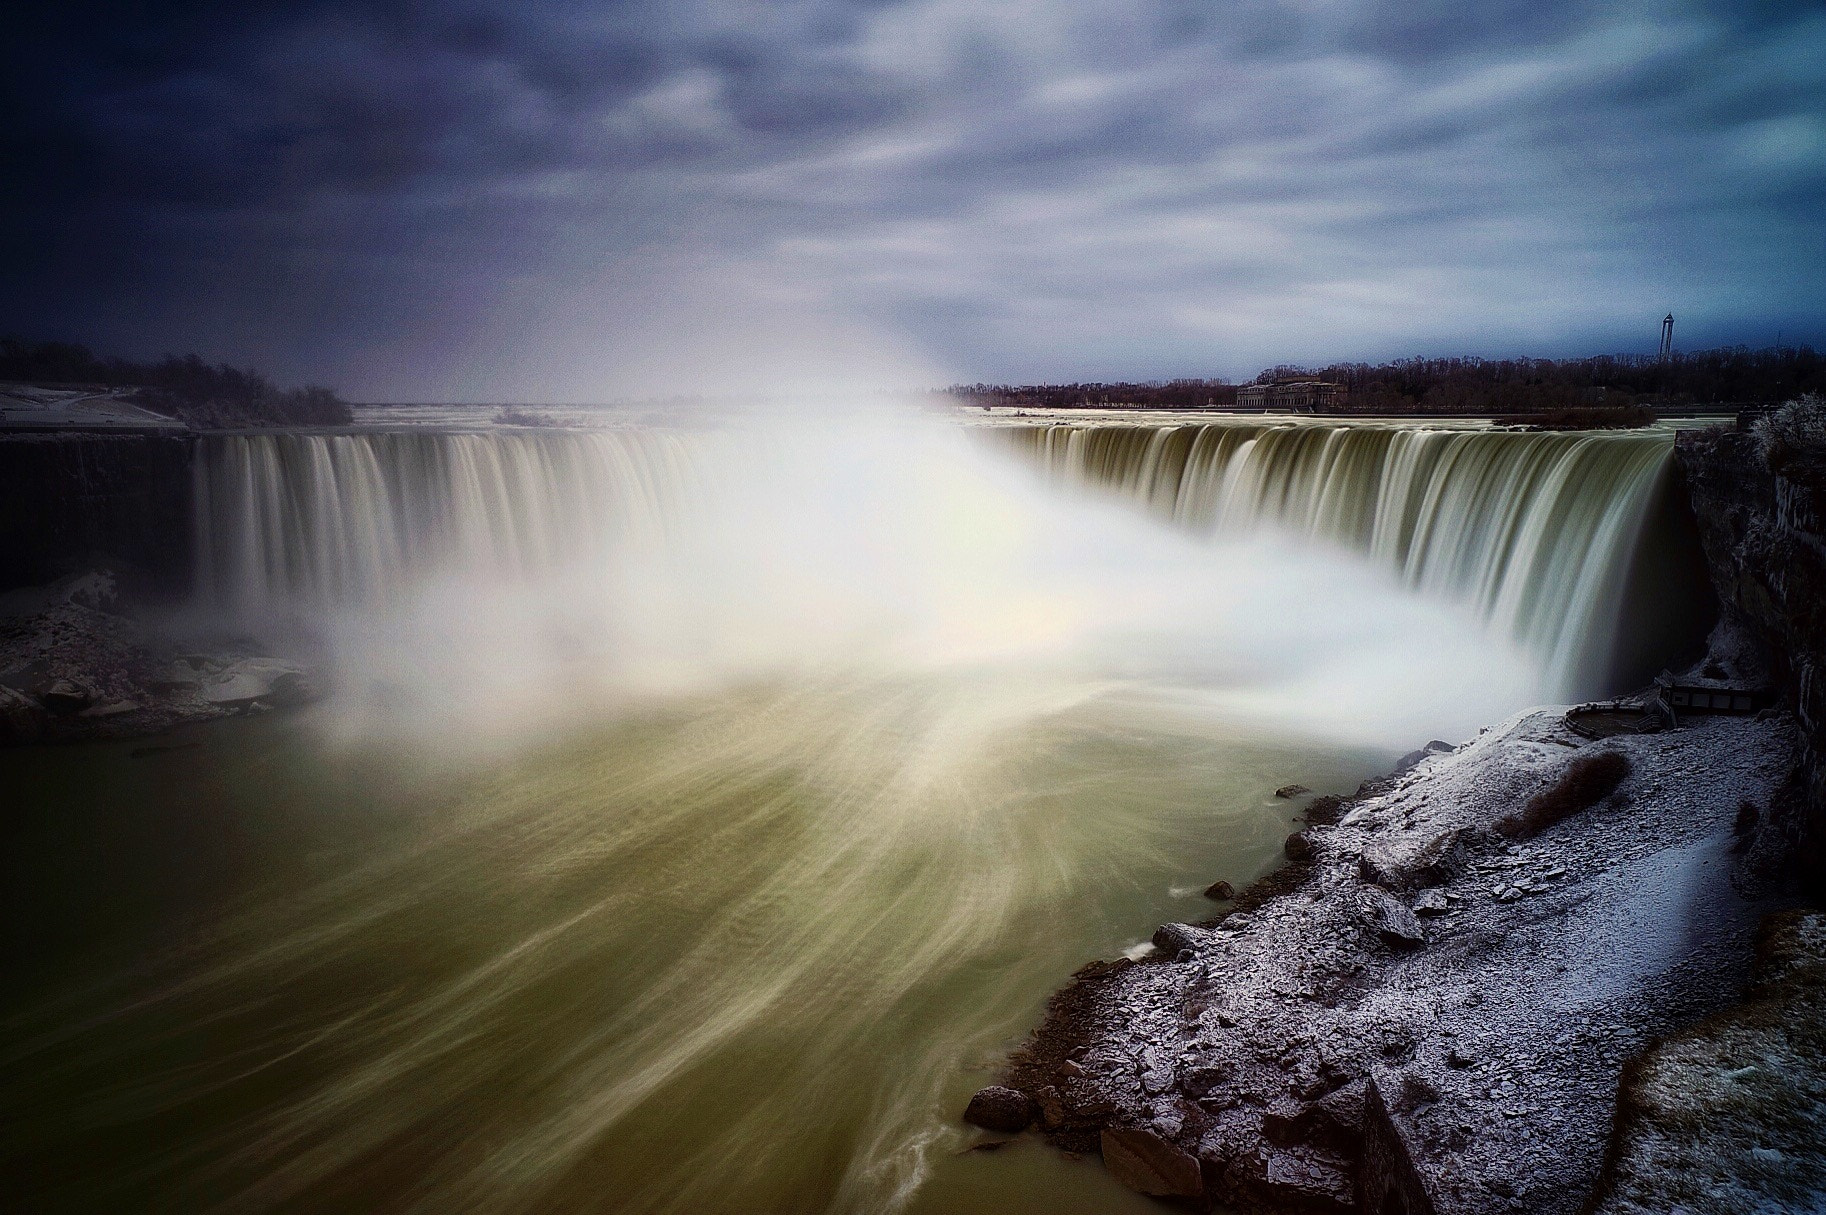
[1032,1085,1068,1131]
[1412,888,1450,916]
[53,569,121,614]
[1393,739,1457,775]
[1285,831,1316,863]
[1360,886,1426,948]
[263,671,319,709]
[1100,1127,1203,1198]
[1261,1147,1355,1214]
[1204,879,1236,901]
[202,658,310,707]
[38,678,93,715]
[1275,784,1312,799]
[1153,922,1209,957]
[1392,749,1431,775]
[1314,1080,1368,1152]
[1180,1062,1229,1096]
[1261,1099,1322,1147]
[1359,1075,1438,1215]
[1360,827,1487,891]
[963,1085,1036,1133]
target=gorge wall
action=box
[0,434,194,594]
[1678,420,1826,894]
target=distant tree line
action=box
[947,378,1238,410]
[0,337,353,426]
[953,346,1824,415]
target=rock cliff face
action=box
[1677,415,1826,894]
[0,434,195,593]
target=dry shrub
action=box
[1498,750,1633,838]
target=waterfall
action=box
[996,421,1680,697]
[19,419,1698,1215]
[195,431,698,619]
[196,420,1683,699]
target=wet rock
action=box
[1359,1076,1435,1215]
[1100,1127,1203,1198]
[1033,1086,1067,1130]
[1204,880,1236,901]
[1071,957,1133,982]
[77,699,137,718]
[1276,784,1313,798]
[1153,922,1209,957]
[38,678,93,714]
[965,1138,1013,1153]
[963,1086,1036,1133]
[1285,831,1317,863]
[1360,886,1426,948]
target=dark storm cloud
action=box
[2,0,1823,398]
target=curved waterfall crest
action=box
[195,420,1675,699]
[1000,420,1676,696]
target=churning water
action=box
[3,413,1688,1214]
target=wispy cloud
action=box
[3,0,1822,398]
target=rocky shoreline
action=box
[965,403,1826,1214]
[967,705,1802,1212]
[0,569,317,746]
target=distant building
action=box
[1234,379,1348,413]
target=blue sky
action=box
[3,0,1822,400]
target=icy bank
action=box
[976,707,1797,1213]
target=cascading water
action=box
[3,414,1698,1215]
[195,431,697,620]
[998,420,1680,699]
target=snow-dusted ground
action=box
[0,571,315,744]
[995,706,1800,1213]
[1594,909,1826,1215]
[0,385,186,430]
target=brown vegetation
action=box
[1499,404,1657,430]
[948,378,1236,410]
[1498,750,1633,838]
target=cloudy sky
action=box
[4,0,1823,400]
